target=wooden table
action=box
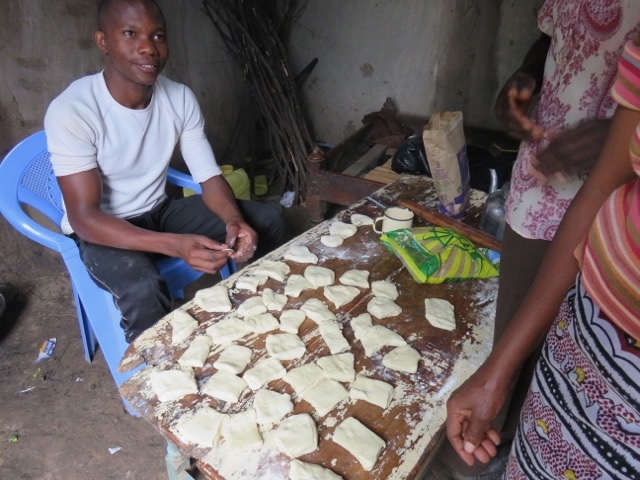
[119,176,497,480]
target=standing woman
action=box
[446,36,640,479]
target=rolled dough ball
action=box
[213,345,253,374]
[284,245,319,264]
[272,413,318,457]
[332,417,385,471]
[235,274,268,293]
[206,317,248,345]
[262,288,287,311]
[171,309,198,344]
[265,333,306,360]
[301,378,349,417]
[318,322,350,355]
[301,298,337,324]
[251,260,290,282]
[243,357,286,390]
[201,369,248,403]
[244,312,280,334]
[177,334,212,368]
[349,374,394,409]
[358,325,406,357]
[320,235,344,248]
[253,388,293,426]
[329,221,357,239]
[350,213,374,226]
[237,296,267,318]
[175,407,229,448]
[194,285,232,312]
[289,460,343,480]
[339,270,370,289]
[279,309,307,334]
[367,297,402,319]
[223,408,263,451]
[382,345,421,373]
[350,313,373,338]
[304,265,335,287]
[371,280,399,300]
[324,285,361,308]
[283,362,325,395]
[316,352,355,383]
[150,367,198,402]
[284,274,314,297]
[424,298,456,331]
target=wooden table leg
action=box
[165,440,195,480]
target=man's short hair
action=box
[97,0,165,31]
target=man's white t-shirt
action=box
[44,72,222,234]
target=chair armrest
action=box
[167,167,202,194]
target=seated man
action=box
[44,0,286,342]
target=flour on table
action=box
[332,417,385,471]
[349,374,394,409]
[235,274,268,293]
[175,407,229,448]
[367,297,402,319]
[243,357,286,390]
[329,221,357,239]
[316,352,355,383]
[301,298,337,324]
[424,297,456,331]
[279,309,307,334]
[320,235,344,248]
[253,389,293,426]
[339,270,370,289]
[177,334,212,368]
[206,317,248,345]
[283,362,325,395]
[213,345,253,374]
[358,325,406,357]
[223,408,263,451]
[250,260,290,282]
[236,296,267,318]
[304,265,335,287]
[350,313,373,338]
[371,280,399,300]
[265,333,306,360]
[194,285,232,312]
[284,274,314,297]
[201,369,248,403]
[318,323,350,355]
[284,245,319,264]
[301,378,349,417]
[382,344,421,373]
[272,413,318,457]
[324,285,361,309]
[150,367,198,402]
[244,312,280,334]
[289,459,343,480]
[262,288,287,311]
[350,213,374,226]
[171,309,198,344]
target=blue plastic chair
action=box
[0,130,236,412]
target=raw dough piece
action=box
[367,297,402,319]
[332,417,385,471]
[177,334,212,368]
[284,245,319,264]
[213,345,253,374]
[279,309,306,334]
[324,285,361,308]
[320,235,344,248]
[266,333,306,360]
[301,378,349,416]
[243,357,286,390]
[150,368,198,402]
[175,407,228,447]
[350,313,373,338]
[350,213,374,226]
[329,221,357,239]
[223,408,263,451]
[339,270,370,289]
[284,274,314,297]
[235,274,268,293]
[383,345,421,373]
[253,389,293,426]
[194,285,232,312]
[358,325,406,357]
[371,280,399,300]
[272,414,318,457]
[304,265,335,287]
[318,323,350,355]
[251,260,290,282]
[262,288,287,311]
[424,298,456,331]
[301,298,336,324]
[245,312,280,334]
[283,362,325,395]
[237,296,267,317]
[349,374,394,409]
[316,353,355,383]
[206,317,248,345]
[201,369,248,403]
[171,309,198,344]
[290,460,343,480]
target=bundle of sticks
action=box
[202,0,314,203]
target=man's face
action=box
[94,0,168,94]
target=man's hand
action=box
[530,118,611,183]
[175,234,233,274]
[225,220,258,263]
[495,71,544,141]
[445,366,509,466]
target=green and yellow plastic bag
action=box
[380,226,498,284]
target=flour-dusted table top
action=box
[119,176,496,480]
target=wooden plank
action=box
[341,143,388,177]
